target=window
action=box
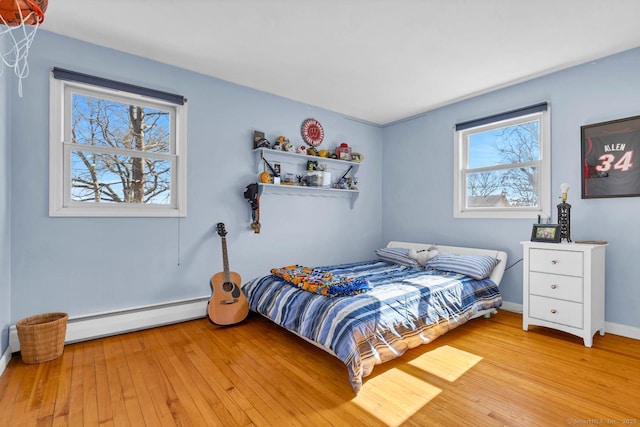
[49,69,187,217]
[454,103,550,219]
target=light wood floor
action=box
[1,310,639,426]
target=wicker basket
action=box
[16,312,68,364]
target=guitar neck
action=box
[220,235,231,283]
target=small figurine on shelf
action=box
[283,140,296,152]
[336,142,352,161]
[273,135,293,152]
[350,177,358,190]
[297,145,307,155]
[276,135,296,153]
[282,173,296,185]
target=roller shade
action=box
[455,102,547,131]
[52,67,186,105]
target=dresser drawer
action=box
[529,248,583,276]
[529,272,583,303]
[529,295,583,328]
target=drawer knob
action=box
[550,309,557,314]
[551,260,558,265]
[551,284,558,289]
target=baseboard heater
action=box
[9,296,209,353]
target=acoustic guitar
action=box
[208,223,249,325]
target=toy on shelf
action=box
[253,130,270,149]
[336,143,352,161]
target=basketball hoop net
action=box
[0,0,47,97]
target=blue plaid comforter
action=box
[242,260,502,393]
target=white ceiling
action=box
[40,0,640,125]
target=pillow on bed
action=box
[375,247,420,267]
[408,247,439,267]
[425,254,499,280]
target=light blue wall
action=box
[8,31,383,323]
[382,47,640,329]
[1,38,11,354]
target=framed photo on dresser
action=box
[530,224,561,243]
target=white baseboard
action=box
[9,296,209,353]
[605,321,640,341]
[0,345,10,378]
[499,301,523,313]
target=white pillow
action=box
[408,247,439,267]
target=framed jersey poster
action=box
[581,115,640,199]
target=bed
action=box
[241,241,507,393]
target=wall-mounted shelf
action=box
[254,148,360,173]
[253,148,361,207]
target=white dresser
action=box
[521,241,607,347]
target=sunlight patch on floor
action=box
[354,369,442,427]
[407,345,483,382]
[353,345,483,426]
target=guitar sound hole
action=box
[222,282,234,292]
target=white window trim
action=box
[49,76,187,217]
[453,108,550,219]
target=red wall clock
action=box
[301,118,324,147]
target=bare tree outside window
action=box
[466,120,540,208]
[495,121,539,207]
[467,171,502,198]
[70,95,172,205]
